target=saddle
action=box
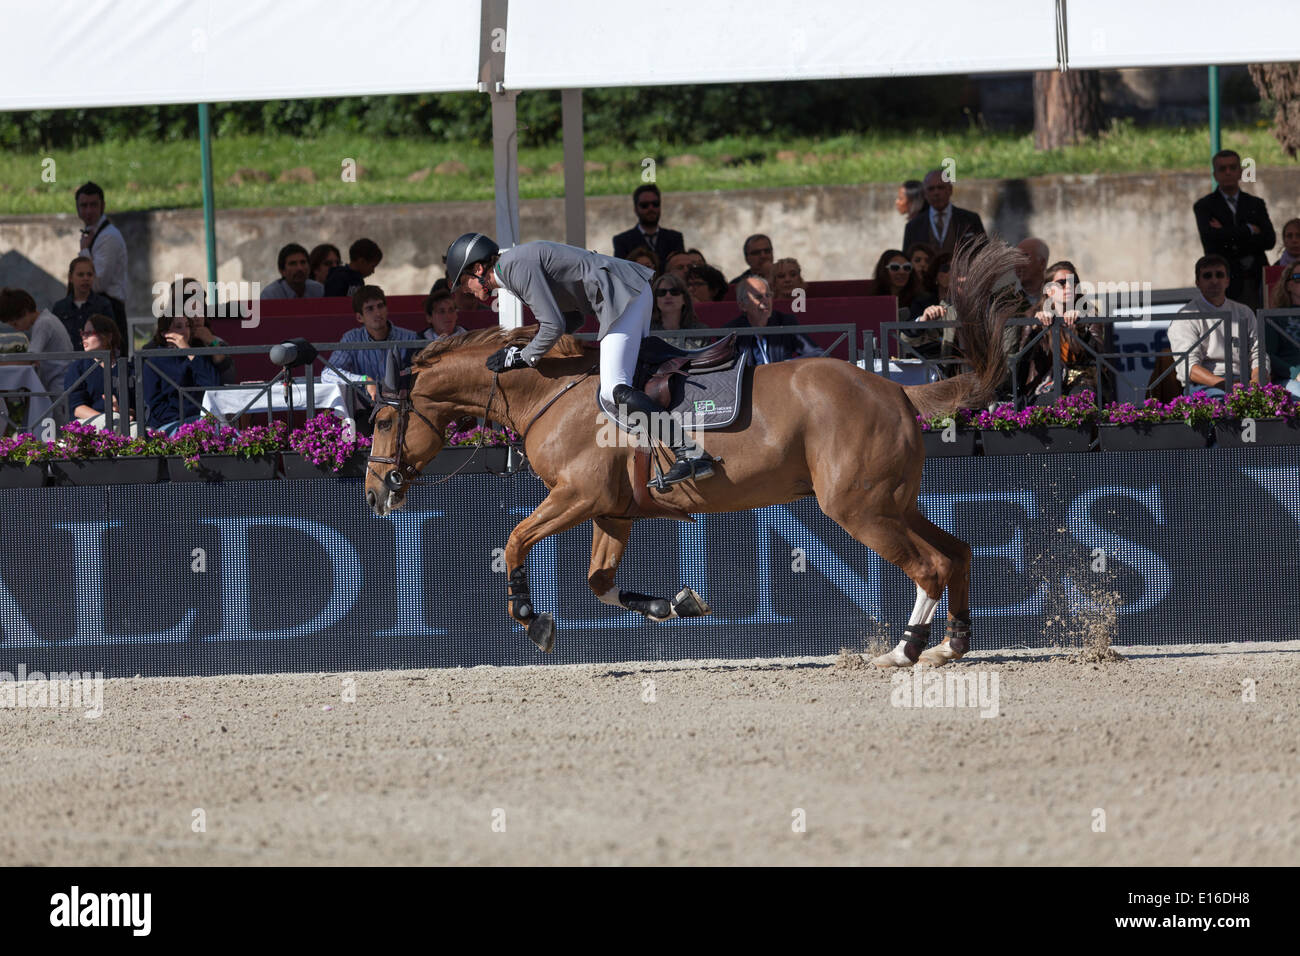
[597,333,747,433]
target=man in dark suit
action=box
[1193,150,1275,309]
[612,184,685,262]
[902,169,985,255]
[725,276,813,365]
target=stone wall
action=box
[2,167,1298,317]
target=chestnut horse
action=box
[366,240,1022,668]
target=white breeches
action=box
[598,284,654,404]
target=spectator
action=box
[423,288,467,341]
[612,184,685,262]
[728,234,775,285]
[770,257,805,298]
[905,241,937,280]
[64,313,136,432]
[164,277,235,385]
[0,288,73,420]
[725,276,812,365]
[326,286,421,405]
[650,273,711,349]
[903,169,985,254]
[324,238,382,297]
[1275,218,1300,269]
[1266,265,1300,394]
[1171,254,1262,396]
[684,248,708,268]
[51,256,115,351]
[1014,238,1051,312]
[309,243,342,286]
[662,250,695,282]
[687,264,728,304]
[74,182,129,343]
[873,249,925,318]
[1027,260,1111,403]
[262,243,325,299]
[626,245,660,273]
[1193,150,1275,309]
[141,312,222,434]
[896,179,925,219]
[904,253,953,363]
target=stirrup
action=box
[648,450,716,490]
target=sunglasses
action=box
[888,262,913,272]
[637,200,660,209]
[655,288,682,297]
[748,247,773,256]
[79,329,97,337]
[1200,271,1228,280]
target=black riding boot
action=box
[612,384,716,489]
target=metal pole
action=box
[198,103,218,287]
[1208,66,1221,164]
[561,88,585,248]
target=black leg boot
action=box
[612,384,716,489]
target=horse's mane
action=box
[410,325,586,371]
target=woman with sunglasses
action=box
[63,313,138,432]
[873,249,925,317]
[1267,267,1300,396]
[650,274,711,350]
[1026,261,1110,403]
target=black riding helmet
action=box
[444,232,499,288]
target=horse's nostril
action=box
[367,489,376,510]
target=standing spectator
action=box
[51,256,114,351]
[1172,254,1262,395]
[142,312,222,434]
[686,264,728,304]
[324,239,383,297]
[896,179,925,219]
[262,243,325,299]
[422,288,467,341]
[326,286,421,407]
[74,182,128,342]
[64,314,136,432]
[650,273,711,349]
[1274,218,1300,269]
[873,249,925,318]
[0,288,73,421]
[662,250,695,282]
[770,258,805,298]
[902,169,985,254]
[309,243,342,286]
[612,184,685,262]
[1193,150,1275,309]
[626,245,660,273]
[728,234,775,285]
[905,241,937,280]
[725,276,812,365]
[1266,265,1300,392]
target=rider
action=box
[444,233,717,489]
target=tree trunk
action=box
[1033,70,1102,150]
[1248,63,1300,158]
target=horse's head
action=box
[365,383,449,516]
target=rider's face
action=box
[461,265,492,304]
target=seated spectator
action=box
[309,243,342,286]
[729,234,774,285]
[662,250,695,282]
[1266,265,1300,394]
[1171,254,1262,396]
[873,249,925,318]
[903,253,953,364]
[64,313,136,432]
[687,264,728,304]
[326,286,421,410]
[262,243,325,299]
[770,258,805,298]
[896,179,925,220]
[165,277,235,385]
[423,288,467,341]
[51,256,115,351]
[998,238,1052,395]
[725,276,812,365]
[1026,260,1111,403]
[684,248,708,268]
[905,241,937,280]
[1275,218,1300,269]
[626,245,660,273]
[0,287,73,421]
[142,312,222,434]
[324,238,382,297]
[650,274,711,349]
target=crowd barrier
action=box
[1,445,1295,678]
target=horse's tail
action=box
[902,236,1026,421]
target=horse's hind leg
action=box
[588,517,710,622]
[905,510,974,666]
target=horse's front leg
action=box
[503,488,593,652]
[588,517,711,623]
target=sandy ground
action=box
[3,640,1297,866]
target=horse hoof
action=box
[872,641,916,669]
[672,587,711,618]
[918,640,963,667]
[528,613,555,652]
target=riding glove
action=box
[486,346,530,372]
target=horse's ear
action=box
[382,351,400,394]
